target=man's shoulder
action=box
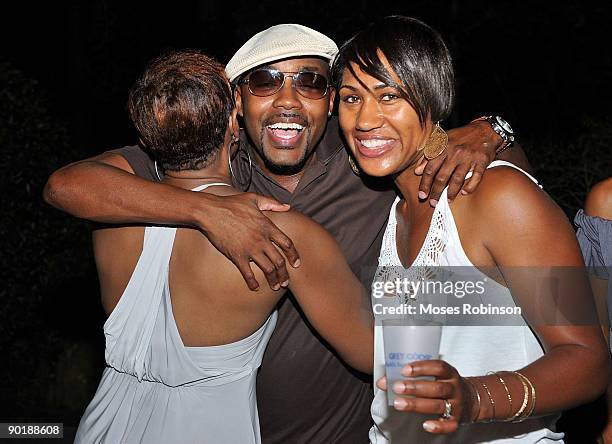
[107,145,159,181]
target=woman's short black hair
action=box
[128,50,233,171]
[332,16,454,126]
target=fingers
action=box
[250,252,282,291]
[393,393,461,434]
[422,417,459,434]
[414,156,428,176]
[427,161,457,206]
[254,229,300,290]
[460,160,487,195]
[402,360,456,379]
[270,228,301,268]
[392,379,454,399]
[234,258,260,291]
[263,245,290,288]
[417,154,446,201]
[251,194,290,212]
[445,161,471,201]
[393,396,449,416]
[383,360,463,435]
[255,224,299,290]
[205,193,298,291]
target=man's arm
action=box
[43,151,300,291]
[45,151,209,224]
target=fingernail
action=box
[423,421,437,432]
[429,199,438,207]
[393,381,405,393]
[418,191,427,200]
[394,398,408,409]
[461,190,468,195]
[281,280,289,287]
[401,365,413,376]
[293,259,301,267]
[272,284,280,291]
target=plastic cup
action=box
[382,319,442,406]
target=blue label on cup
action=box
[386,352,434,364]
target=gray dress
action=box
[75,183,278,444]
[575,209,612,322]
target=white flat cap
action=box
[225,24,338,83]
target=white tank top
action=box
[369,161,564,443]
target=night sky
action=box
[3,0,612,153]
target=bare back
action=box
[94,184,372,371]
[94,184,282,347]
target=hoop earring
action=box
[229,144,253,191]
[423,122,448,160]
[348,153,360,176]
[154,161,162,181]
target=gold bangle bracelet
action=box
[507,371,529,422]
[514,371,536,421]
[491,372,513,420]
[465,378,482,423]
[477,377,496,422]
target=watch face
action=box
[495,116,513,134]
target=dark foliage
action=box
[0,60,104,423]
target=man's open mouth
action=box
[267,122,305,140]
[266,122,306,146]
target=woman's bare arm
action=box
[476,167,609,414]
[271,212,374,374]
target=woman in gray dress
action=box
[575,177,612,443]
[75,50,373,444]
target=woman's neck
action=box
[162,161,232,191]
[393,156,428,211]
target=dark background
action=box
[1,0,611,441]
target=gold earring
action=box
[423,123,448,160]
[348,154,360,175]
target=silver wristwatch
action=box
[482,115,515,155]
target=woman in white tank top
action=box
[332,16,609,443]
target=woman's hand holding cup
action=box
[377,359,477,434]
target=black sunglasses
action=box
[240,68,330,99]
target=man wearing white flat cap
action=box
[44,23,528,443]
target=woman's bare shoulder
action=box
[456,165,583,266]
[458,165,551,218]
[585,177,612,220]
[266,210,343,264]
[266,210,331,241]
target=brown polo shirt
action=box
[110,118,396,443]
